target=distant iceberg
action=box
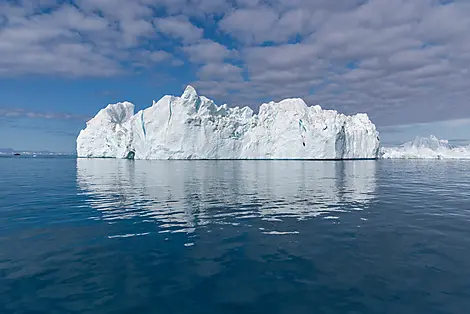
[77,86,380,160]
[381,135,470,159]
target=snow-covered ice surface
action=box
[77,86,380,160]
[381,135,470,159]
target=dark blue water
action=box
[1,157,470,314]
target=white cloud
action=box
[0,1,184,76]
[244,43,318,70]
[2,0,470,127]
[197,63,243,81]
[219,7,317,44]
[219,8,279,44]
[148,51,172,62]
[183,40,235,63]
[154,15,203,43]
[0,108,88,121]
[215,0,470,125]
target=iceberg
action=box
[77,86,380,160]
[381,135,470,159]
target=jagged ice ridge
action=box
[77,86,380,160]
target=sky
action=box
[1,0,470,152]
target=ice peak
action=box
[182,85,198,99]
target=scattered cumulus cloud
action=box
[1,0,470,125]
[183,40,236,63]
[154,15,203,43]
[197,63,243,81]
[0,108,89,121]
[148,51,172,62]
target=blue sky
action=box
[1,0,470,152]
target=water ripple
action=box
[3,158,470,313]
[76,159,378,236]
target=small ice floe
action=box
[108,232,150,239]
[263,231,300,235]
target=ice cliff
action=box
[381,135,470,159]
[77,86,380,160]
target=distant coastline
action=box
[0,148,75,157]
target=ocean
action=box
[1,157,470,313]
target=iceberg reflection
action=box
[77,159,377,233]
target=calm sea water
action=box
[1,157,470,314]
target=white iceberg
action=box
[381,135,470,159]
[77,86,380,160]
